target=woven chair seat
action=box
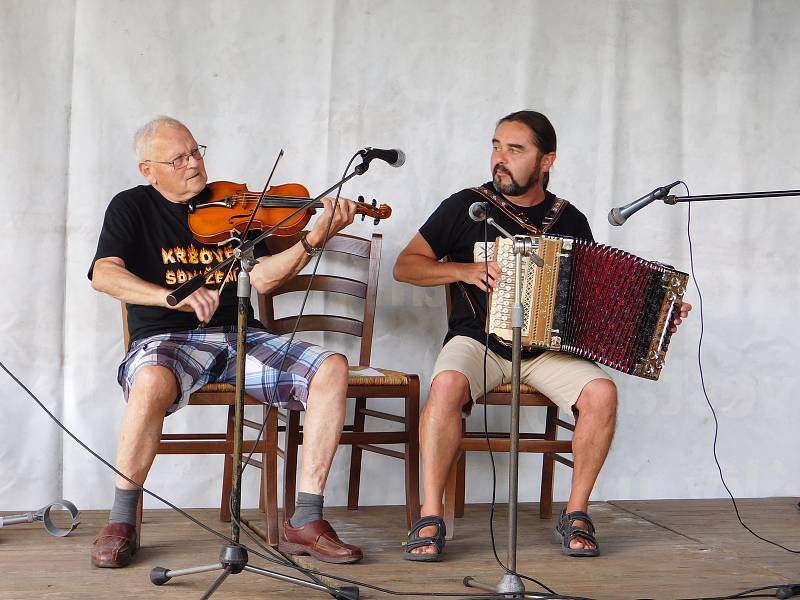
[194,383,236,393]
[347,366,410,386]
[489,383,541,394]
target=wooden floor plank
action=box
[1,499,798,599]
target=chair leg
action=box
[135,492,143,549]
[283,410,301,522]
[539,405,558,518]
[454,418,467,518]
[404,376,421,526]
[454,452,466,519]
[347,397,367,511]
[262,405,279,545]
[443,450,461,541]
[219,405,235,522]
[540,452,555,518]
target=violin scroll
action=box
[357,195,392,225]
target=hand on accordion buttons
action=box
[462,260,501,292]
[671,302,693,333]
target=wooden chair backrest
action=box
[258,232,382,367]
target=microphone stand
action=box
[149,161,371,600]
[464,218,543,599]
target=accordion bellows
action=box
[479,236,689,380]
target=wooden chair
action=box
[441,283,575,540]
[120,305,278,544]
[252,231,420,528]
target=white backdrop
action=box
[1,0,798,513]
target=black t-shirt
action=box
[419,182,594,361]
[88,185,269,343]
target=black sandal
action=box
[554,509,599,557]
[403,516,446,562]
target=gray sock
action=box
[290,492,324,528]
[109,486,141,526]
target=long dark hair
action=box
[497,110,557,190]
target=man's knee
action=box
[315,353,348,384]
[129,365,178,414]
[575,378,617,420]
[428,370,471,411]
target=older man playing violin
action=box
[88,116,362,568]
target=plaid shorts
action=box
[118,326,336,413]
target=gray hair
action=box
[133,116,190,160]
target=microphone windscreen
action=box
[608,207,626,226]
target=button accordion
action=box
[477,236,689,380]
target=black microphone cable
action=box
[684,182,799,555]
[10,356,800,600]
[0,143,353,596]
[204,153,585,599]
[476,221,559,596]
[227,149,363,581]
[165,157,600,600]
[0,356,341,596]
[0,152,586,599]
[218,150,363,592]
[0,356,602,600]
[675,584,800,599]
[7,177,795,599]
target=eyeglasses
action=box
[144,145,206,170]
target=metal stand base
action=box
[150,257,358,599]
[150,543,358,600]
[498,573,526,595]
[463,574,526,598]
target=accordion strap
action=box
[470,187,570,234]
[542,196,570,233]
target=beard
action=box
[492,154,543,196]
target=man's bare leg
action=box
[115,365,178,490]
[297,354,349,495]
[411,370,471,555]
[92,365,177,567]
[412,375,616,555]
[280,353,363,564]
[563,378,617,551]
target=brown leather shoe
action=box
[91,522,138,568]
[280,519,362,564]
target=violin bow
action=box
[199,149,285,325]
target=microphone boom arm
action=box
[664,188,800,203]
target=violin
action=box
[187,180,392,244]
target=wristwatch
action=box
[300,232,322,257]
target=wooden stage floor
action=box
[1,498,798,599]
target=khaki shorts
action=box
[432,335,611,416]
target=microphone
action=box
[608,181,681,226]
[358,147,405,168]
[469,201,489,222]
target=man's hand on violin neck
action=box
[308,197,357,246]
[172,287,220,323]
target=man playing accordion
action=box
[394,110,691,560]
